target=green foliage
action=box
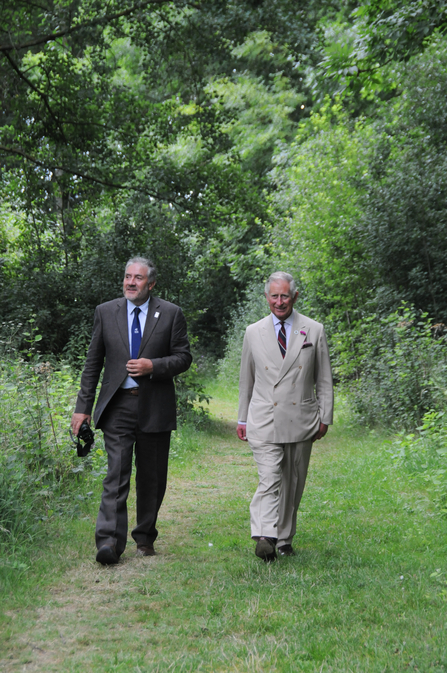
[175,362,211,428]
[357,38,447,323]
[391,410,447,509]
[217,283,271,387]
[0,341,107,562]
[318,1,447,98]
[270,99,375,347]
[342,306,447,431]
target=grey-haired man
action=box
[237,272,333,561]
[71,257,192,564]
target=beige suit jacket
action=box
[238,310,333,444]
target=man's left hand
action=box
[312,422,328,441]
[126,358,154,377]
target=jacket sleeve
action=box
[74,307,105,415]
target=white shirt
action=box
[121,298,150,389]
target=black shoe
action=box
[277,544,295,557]
[96,545,119,565]
[255,537,277,563]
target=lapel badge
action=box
[294,330,299,334]
[154,311,160,318]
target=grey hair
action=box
[264,271,297,296]
[125,256,157,283]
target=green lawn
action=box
[1,385,447,671]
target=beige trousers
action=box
[249,438,313,547]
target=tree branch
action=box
[2,50,68,144]
[0,143,186,209]
[0,143,139,190]
[0,0,196,54]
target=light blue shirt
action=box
[121,298,150,389]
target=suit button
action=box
[293,402,296,405]
[274,402,277,406]
[299,366,302,370]
[265,366,268,370]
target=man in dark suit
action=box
[71,256,192,565]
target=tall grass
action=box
[0,343,107,589]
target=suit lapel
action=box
[260,315,283,370]
[139,296,161,354]
[115,299,129,353]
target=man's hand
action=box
[126,358,154,377]
[71,413,91,436]
[237,423,247,441]
[312,422,328,441]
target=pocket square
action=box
[302,342,313,348]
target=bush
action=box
[342,306,447,431]
[217,283,268,387]
[390,410,447,510]
[0,349,107,560]
[175,363,211,428]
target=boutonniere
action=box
[300,330,306,336]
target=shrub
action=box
[217,283,268,387]
[175,363,211,428]
[342,306,447,431]
[390,410,447,509]
[0,349,106,560]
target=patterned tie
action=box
[131,307,141,382]
[278,321,287,358]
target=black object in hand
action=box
[70,420,95,457]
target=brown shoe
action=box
[136,545,156,557]
[255,537,277,562]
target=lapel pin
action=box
[154,311,160,318]
[294,330,299,334]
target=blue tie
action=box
[131,308,141,383]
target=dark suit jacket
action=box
[74,295,192,432]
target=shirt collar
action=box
[127,297,150,316]
[271,312,293,327]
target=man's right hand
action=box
[71,413,91,436]
[237,423,247,441]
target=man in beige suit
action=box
[237,272,333,561]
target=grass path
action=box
[2,388,447,671]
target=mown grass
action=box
[1,383,447,671]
